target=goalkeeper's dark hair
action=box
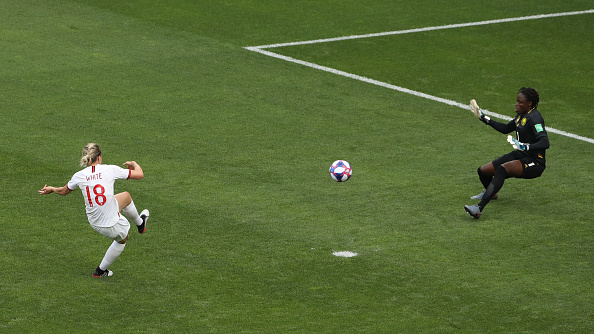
[518,87,539,108]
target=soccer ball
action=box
[329,160,352,182]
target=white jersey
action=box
[67,164,131,228]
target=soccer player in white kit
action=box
[38,143,149,277]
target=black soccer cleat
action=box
[464,204,482,219]
[138,209,149,234]
[92,266,113,277]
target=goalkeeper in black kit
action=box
[465,87,550,219]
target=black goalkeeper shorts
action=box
[492,151,546,179]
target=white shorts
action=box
[93,215,130,242]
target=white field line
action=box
[248,10,594,49]
[245,10,594,144]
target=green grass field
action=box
[1,0,592,332]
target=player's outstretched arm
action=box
[38,184,72,196]
[470,99,517,134]
[470,99,491,124]
[124,161,144,180]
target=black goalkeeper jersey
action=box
[488,108,550,165]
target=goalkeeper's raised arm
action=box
[470,99,515,134]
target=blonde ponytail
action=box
[80,143,102,167]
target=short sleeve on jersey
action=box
[111,165,132,180]
[67,174,80,191]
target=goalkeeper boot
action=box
[138,209,149,234]
[92,266,113,277]
[464,204,482,219]
[470,190,498,200]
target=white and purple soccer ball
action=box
[329,160,352,182]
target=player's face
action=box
[515,93,532,114]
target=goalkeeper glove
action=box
[470,99,490,125]
[507,135,529,151]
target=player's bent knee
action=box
[479,163,495,176]
[117,235,128,244]
[118,191,131,199]
[115,192,132,210]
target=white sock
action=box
[122,199,143,226]
[99,241,126,271]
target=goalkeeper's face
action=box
[515,93,533,114]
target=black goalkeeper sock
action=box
[479,167,508,210]
[478,167,493,189]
